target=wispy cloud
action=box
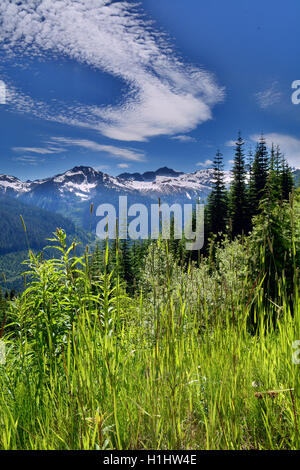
[196,159,213,168]
[0,0,224,142]
[12,146,64,155]
[171,135,197,143]
[13,155,44,165]
[50,137,145,161]
[255,82,282,109]
[250,133,300,168]
[117,163,130,169]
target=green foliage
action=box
[248,189,299,309]
[0,286,8,328]
[0,223,298,450]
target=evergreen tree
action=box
[281,156,294,201]
[249,135,269,216]
[207,150,228,238]
[230,133,249,237]
[129,239,150,294]
[264,143,282,206]
[274,145,282,178]
[246,147,255,230]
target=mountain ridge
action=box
[0,164,229,199]
[0,165,297,231]
[0,165,223,229]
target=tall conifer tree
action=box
[281,157,294,201]
[249,135,269,215]
[230,132,249,236]
[207,150,228,237]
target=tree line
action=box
[88,132,297,301]
[206,133,294,240]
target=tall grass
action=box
[0,228,299,450]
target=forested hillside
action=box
[0,194,79,254]
[0,194,89,291]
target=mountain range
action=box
[0,165,232,228]
[0,165,298,232]
[0,164,298,292]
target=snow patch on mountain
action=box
[0,175,31,193]
[119,168,232,196]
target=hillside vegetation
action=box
[0,187,298,449]
[0,136,298,450]
[0,194,89,291]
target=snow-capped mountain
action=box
[0,165,231,229]
[118,167,232,198]
[0,165,231,201]
[0,174,31,195]
[0,165,128,202]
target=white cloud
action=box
[117,163,130,169]
[255,82,282,109]
[13,155,44,165]
[196,159,213,168]
[250,133,300,168]
[171,135,197,143]
[12,146,64,154]
[50,137,145,161]
[0,0,224,142]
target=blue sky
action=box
[0,0,300,180]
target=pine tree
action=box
[281,157,294,201]
[246,147,255,229]
[230,133,249,237]
[264,143,281,206]
[274,145,282,178]
[207,150,228,238]
[129,239,150,294]
[249,135,269,215]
